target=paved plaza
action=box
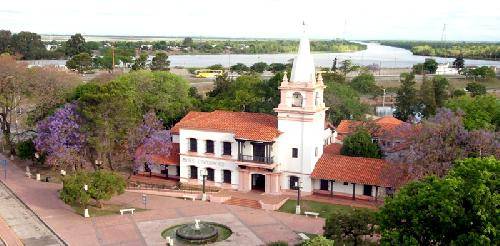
[0,156,324,245]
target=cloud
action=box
[0,0,498,41]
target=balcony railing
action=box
[238,154,274,164]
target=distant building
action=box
[436,63,459,75]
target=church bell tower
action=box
[274,24,328,192]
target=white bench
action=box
[183,195,196,201]
[298,232,310,240]
[304,211,319,218]
[119,208,135,215]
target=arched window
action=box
[292,92,303,107]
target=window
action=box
[320,179,329,191]
[289,176,299,190]
[223,170,231,184]
[292,148,298,158]
[206,168,215,181]
[189,138,197,152]
[190,166,198,179]
[206,140,214,153]
[292,92,303,107]
[343,182,349,186]
[223,142,232,155]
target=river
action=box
[26,43,500,69]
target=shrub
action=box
[465,82,486,97]
[16,139,36,160]
[60,171,126,208]
[324,209,377,245]
[301,236,334,246]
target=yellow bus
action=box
[195,69,224,78]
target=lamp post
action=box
[200,169,208,201]
[295,180,303,215]
[83,184,90,218]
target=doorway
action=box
[251,173,266,191]
[363,185,373,196]
[252,143,265,162]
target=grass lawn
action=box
[278,199,356,218]
[71,203,147,217]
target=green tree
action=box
[10,31,46,59]
[207,64,224,70]
[60,172,92,207]
[150,52,170,71]
[0,30,11,53]
[394,73,420,121]
[350,72,378,94]
[92,56,114,71]
[88,171,126,208]
[182,37,193,47]
[379,157,499,245]
[324,82,369,125]
[230,63,249,74]
[340,129,381,158]
[65,33,88,57]
[419,77,436,117]
[16,139,36,160]
[339,59,360,75]
[324,209,377,245]
[131,53,148,71]
[445,94,500,131]
[452,55,465,70]
[250,62,269,73]
[465,82,486,97]
[66,53,93,73]
[423,58,438,74]
[268,63,287,73]
[432,76,449,107]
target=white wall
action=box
[179,129,237,159]
[312,179,387,197]
[179,155,239,188]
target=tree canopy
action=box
[340,128,381,158]
[445,94,500,131]
[379,157,499,245]
[394,73,420,121]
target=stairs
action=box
[223,197,262,209]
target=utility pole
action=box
[112,43,115,72]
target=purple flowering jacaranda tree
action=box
[35,103,87,170]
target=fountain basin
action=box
[162,221,232,245]
[175,222,218,243]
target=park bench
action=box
[119,208,135,215]
[304,211,319,218]
[182,194,196,201]
[298,232,310,240]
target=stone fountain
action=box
[175,219,219,244]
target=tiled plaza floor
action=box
[0,155,324,245]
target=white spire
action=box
[290,22,316,83]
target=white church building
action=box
[149,31,392,200]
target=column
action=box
[352,183,356,200]
[238,169,250,191]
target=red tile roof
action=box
[336,116,405,137]
[311,144,391,187]
[171,110,281,142]
[136,143,180,165]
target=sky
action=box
[1,0,499,41]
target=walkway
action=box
[0,155,324,245]
[0,178,63,245]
